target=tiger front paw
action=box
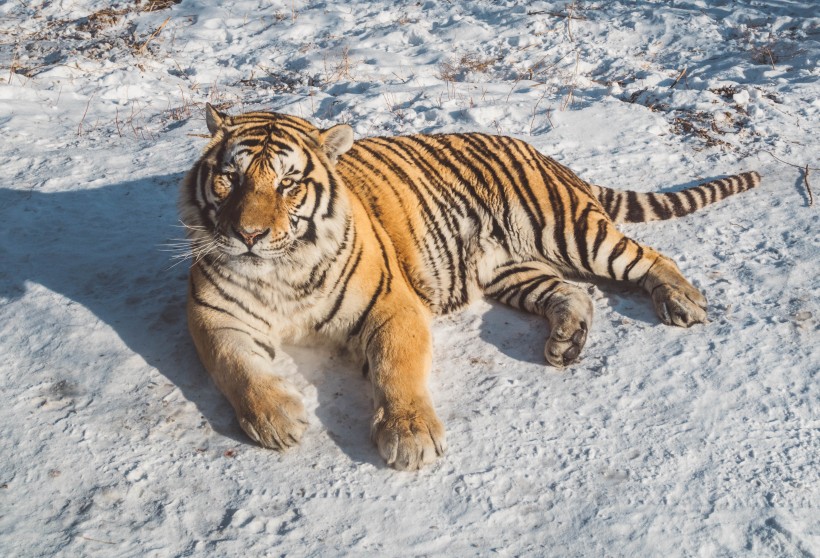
[371,401,447,471]
[545,319,588,367]
[234,378,309,451]
[544,291,593,367]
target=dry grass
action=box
[671,113,732,150]
[623,87,752,150]
[135,16,171,54]
[438,54,497,82]
[140,0,183,12]
[322,46,356,84]
[750,44,778,68]
[709,85,739,99]
[77,1,180,33]
[77,8,130,32]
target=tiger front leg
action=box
[482,261,594,367]
[363,304,447,471]
[187,299,308,451]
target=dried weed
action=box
[438,53,497,82]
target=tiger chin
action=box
[179,104,760,471]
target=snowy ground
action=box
[1,0,818,556]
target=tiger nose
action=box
[233,226,270,248]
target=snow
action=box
[0,0,818,555]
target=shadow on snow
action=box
[0,174,662,465]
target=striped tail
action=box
[589,171,761,224]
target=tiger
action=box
[179,104,760,470]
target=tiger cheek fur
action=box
[180,105,760,470]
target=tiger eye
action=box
[280,178,295,188]
[213,174,233,200]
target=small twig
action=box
[527,10,587,20]
[566,0,577,42]
[7,55,17,84]
[561,51,580,111]
[763,151,818,207]
[81,535,116,545]
[137,16,171,54]
[529,84,550,134]
[77,92,95,136]
[804,165,813,206]
[764,47,776,70]
[115,107,122,137]
[668,66,687,90]
[763,150,820,171]
[505,51,564,102]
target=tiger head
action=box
[180,105,354,270]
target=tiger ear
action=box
[205,103,229,135]
[319,124,354,164]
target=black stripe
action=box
[626,191,645,222]
[190,276,237,319]
[591,219,609,260]
[623,245,644,280]
[484,264,541,288]
[314,246,364,331]
[606,237,629,279]
[289,215,353,295]
[403,135,497,225]
[360,141,459,290]
[669,192,686,217]
[533,280,560,310]
[647,193,672,220]
[321,173,339,220]
[691,185,709,207]
[574,203,595,272]
[371,228,394,294]
[199,264,272,327]
[610,192,623,222]
[718,179,731,198]
[518,274,558,307]
[681,189,698,214]
[489,136,545,224]
[348,273,386,337]
[605,187,616,215]
[704,182,718,203]
[341,149,428,251]
[518,147,570,262]
[494,275,547,303]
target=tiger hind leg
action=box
[560,211,707,327]
[639,254,707,326]
[481,260,593,367]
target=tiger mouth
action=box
[233,249,289,262]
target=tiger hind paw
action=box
[652,283,707,327]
